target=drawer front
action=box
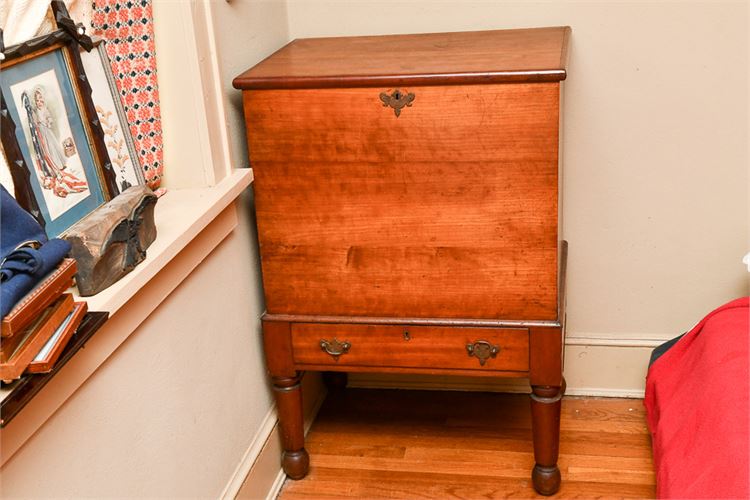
[246,83,560,322]
[291,323,529,372]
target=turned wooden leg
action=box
[530,385,563,495]
[272,373,309,479]
[322,371,348,391]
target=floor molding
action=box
[219,406,279,500]
[226,374,327,500]
[565,387,645,398]
[265,470,286,500]
[565,333,672,348]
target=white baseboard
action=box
[264,471,286,500]
[564,387,645,398]
[220,406,279,500]
[565,332,671,348]
[221,373,327,500]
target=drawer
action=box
[291,323,529,372]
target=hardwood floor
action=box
[279,389,655,499]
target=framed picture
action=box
[80,38,146,193]
[0,29,117,237]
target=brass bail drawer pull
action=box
[320,338,351,361]
[379,89,415,117]
[466,340,500,366]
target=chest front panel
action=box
[246,83,560,321]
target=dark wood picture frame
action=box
[81,37,147,192]
[0,24,117,234]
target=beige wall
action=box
[285,0,749,338]
[211,0,290,171]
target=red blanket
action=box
[645,297,749,498]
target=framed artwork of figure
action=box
[0,29,116,237]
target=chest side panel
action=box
[245,83,560,321]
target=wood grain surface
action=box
[233,27,570,89]
[278,389,655,499]
[529,326,564,386]
[292,323,529,372]
[247,83,560,321]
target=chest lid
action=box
[233,26,570,90]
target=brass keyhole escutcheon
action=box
[379,88,415,117]
[466,340,500,366]
[403,330,411,341]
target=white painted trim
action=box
[152,1,207,188]
[223,377,328,500]
[265,471,287,500]
[190,0,235,182]
[181,1,215,185]
[152,0,237,189]
[219,406,279,500]
[565,387,645,398]
[566,333,671,348]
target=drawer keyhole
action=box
[403,330,411,341]
[379,89,415,117]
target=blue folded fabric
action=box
[1,185,72,317]
[0,188,47,259]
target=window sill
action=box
[76,168,254,314]
[0,169,253,464]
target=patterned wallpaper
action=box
[91,0,163,189]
